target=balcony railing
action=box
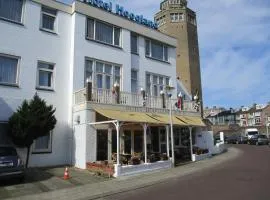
[74,88,199,113]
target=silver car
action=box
[249,135,269,145]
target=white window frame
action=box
[32,132,52,154]
[86,17,122,47]
[36,61,55,91]
[85,58,121,90]
[131,33,139,54]
[255,118,261,124]
[145,39,169,62]
[145,72,170,97]
[0,0,24,24]
[0,53,20,86]
[40,6,57,33]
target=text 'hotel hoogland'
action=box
[0,0,205,177]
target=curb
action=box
[82,147,242,200]
[7,147,242,200]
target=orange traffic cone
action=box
[63,167,70,180]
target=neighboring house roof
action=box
[206,110,235,118]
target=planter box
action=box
[114,160,172,177]
[192,153,211,162]
[86,162,114,176]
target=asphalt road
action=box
[101,145,270,200]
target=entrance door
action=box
[124,131,131,154]
[134,131,143,153]
[97,130,108,161]
[159,128,166,153]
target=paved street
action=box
[100,145,270,200]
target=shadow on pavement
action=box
[0,167,54,186]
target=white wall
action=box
[72,13,177,97]
[195,130,214,150]
[0,0,73,167]
[0,0,178,168]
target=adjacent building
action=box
[206,109,236,126]
[0,0,205,176]
[154,0,203,104]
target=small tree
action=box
[8,94,57,167]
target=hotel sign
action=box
[80,0,158,29]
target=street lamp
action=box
[141,88,146,107]
[86,76,92,102]
[193,93,200,112]
[113,81,120,104]
[160,90,165,108]
[166,79,175,166]
[177,92,183,110]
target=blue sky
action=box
[61,0,270,109]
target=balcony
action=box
[73,88,200,116]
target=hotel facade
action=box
[0,0,206,177]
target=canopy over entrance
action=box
[93,108,205,127]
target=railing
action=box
[74,87,199,113]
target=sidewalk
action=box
[7,147,242,200]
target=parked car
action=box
[248,135,269,145]
[236,136,248,144]
[226,135,238,144]
[0,145,25,181]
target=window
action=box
[85,58,121,90]
[134,131,143,152]
[187,14,196,25]
[131,33,138,54]
[0,0,23,23]
[156,15,166,27]
[255,118,261,124]
[86,18,121,47]
[32,132,52,153]
[41,6,57,32]
[145,39,169,62]
[131,69,138,93]
[0,54,19,86]
[145,73,170,96]
[170,13,184,22]
[37,61,54,90]
[85,60,93,84]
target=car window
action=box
[248,131,258,135]
[0,147,17,156]
[258,135,267,139]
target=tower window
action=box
[187,14,196,25]
[170,13,184,22]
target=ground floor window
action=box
[32,132,52,153]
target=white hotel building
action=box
[0,0,205,176]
